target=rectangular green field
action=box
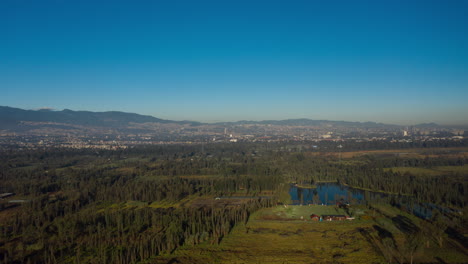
[154,206,384,264]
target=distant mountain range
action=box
[0,106,444,133]
[0,106,199,129]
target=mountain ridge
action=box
[0,106,443,130]
[0,106,200,128]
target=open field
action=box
[153,205,468,264]
[154,206,383,264]
[92,194,261,212]
[294,183,317,189]
[385,164,468,176]
[303,147,468,159]
[189,197,258,209]
[137,174,222,182]
[262,204,350,220]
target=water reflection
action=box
[289,183,435,219]
[290,183,364,205]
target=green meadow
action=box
[153,204,468,264]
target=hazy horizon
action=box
[2,1,467,126]
[3,105,466,127]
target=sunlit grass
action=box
[385,164,468,177]
[159,206,384,264]
[154,204,468,263]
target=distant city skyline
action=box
[2,0,467,125]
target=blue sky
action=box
[1,0,467,124]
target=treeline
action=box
[279,153,467,208]
[1,145,466,208]
[0,146,279,263]
[3,197,271,264]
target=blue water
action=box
[289,183,438,219]
[289,183,365,205]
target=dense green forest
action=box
[0,142,467,263]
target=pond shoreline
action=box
[340,183,413,196]
[289,182,435,219]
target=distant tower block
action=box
[403,130,408,137]
[224,128,227,135]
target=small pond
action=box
[289,182,435,219]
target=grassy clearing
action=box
[152,204,468,264]
[147,194,205,208]
[154,206,384,264]
[148,200,183,209]
[0,205,21,226]
[137,174,221,182]
[384,167,443,176]
[93,194,203,212]
[11,163,43,171]
[385,164,468,177]
[341,183,412,196]
[327,147,468,159]
[263,205,349,220]
[294,183,316,189]
[435,164,468,174]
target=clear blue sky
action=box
[1,0,467,125]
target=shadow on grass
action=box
[373,225,395,243]
[358,227,383,256]
[391,215,419,234]
[445,226,468,249]
[167,258,181,264]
